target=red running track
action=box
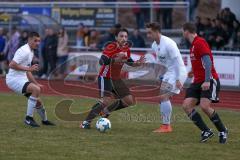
[1,77,240,110]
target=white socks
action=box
[27,96,37,117]
[36,107,48,121]
[160,100,172,125]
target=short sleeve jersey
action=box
[7,44,34,79]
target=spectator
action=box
[195,16,204,35]
[233,29,240,50]
[41,28,58,78]
[97,23,121,50]
[39,28,49,78]
[76,23,85,47]
[188,0,199,21]
[19,30,29,47]
[132,0,145,29]
[0,28,5,56]
[154,0,173,29]
[129,28,146,48]
[214,22,230,49]
[0,28,7,75]
[83,26,90,47]
[206,19,218,47]
[203,18,212,36]
[222,8,239,30]
[5,26,20,62]
[57,27,69,78]
[88,29,100,50]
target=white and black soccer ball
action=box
[96,118,111,132]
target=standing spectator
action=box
[88,29,100,50]
[41,28,58,78]
[155,0,173,29]
[76,23,85,47]
[19,30,29,47]
[132,0,144,29]
[233,29,240,50]
[188,0,199,21]
[83,26,90,47]
[97,24,122,50]
[39,28,49,78]
[5,26,20,62]
[129,28,146,48]
[57,28,69,78]
[0,28,6,75]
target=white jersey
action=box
[6,43,34,81]
[152,35,186,79]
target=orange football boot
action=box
[153,124,173,133]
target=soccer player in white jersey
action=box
[146,22,187,133]
[6,32,55,127]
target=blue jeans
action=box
[57,55,68,74]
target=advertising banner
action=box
[60,8,115,27]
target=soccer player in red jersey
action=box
[80,28,145,129]
[182,22,228,143]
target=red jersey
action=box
[99,42,131,80]
[190,36,218,83]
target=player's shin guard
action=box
[188,109,210,131]
[210,110,226,132]
[27,96,37,117]
[160,100,172,124]
[85,102,104,123]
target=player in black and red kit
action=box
[182,23,228,143]
[80,28,145,129]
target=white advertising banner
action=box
[181,54,240,86]
[214,56,240,86]
[67,52,240,86]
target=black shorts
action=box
[22,82,32,98]
[185,78,220,103]
[98,76,130,99]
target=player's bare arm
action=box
[9,60,39,72]
[26,72,43,88]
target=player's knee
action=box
[129,98,136,106]
[128,96,136,106]
[121,96,135,107]
[34,86,41,94]
[101,97,112,107]
[160,95,169,102]
[182,101,192,114]
[199,102,210,112]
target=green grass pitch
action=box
[0,93,240,160]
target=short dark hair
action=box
[28,31,40,38]
[115,28,129,36]
[145,22,161,32]
[182,22,197,33]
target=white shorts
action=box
[161,72,187,94]
[6,76,29,95]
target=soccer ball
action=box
[96,118,111,132]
